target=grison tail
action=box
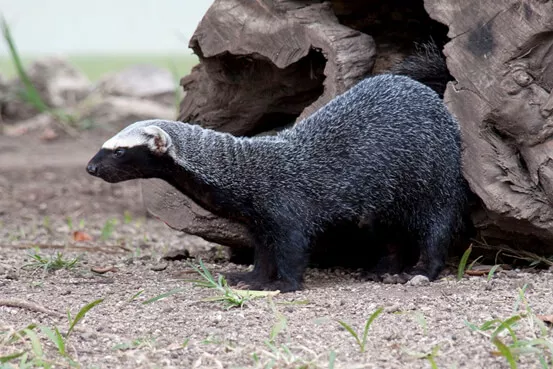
[390,39,452,98]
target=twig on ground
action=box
[0,243,128,254]
[0,299,64,318]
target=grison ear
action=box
[143,126,172,155]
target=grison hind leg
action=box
[404,210,457,280]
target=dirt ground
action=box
[1,131,552,369]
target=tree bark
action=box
[177,0,376,135]
[425,0,553,249]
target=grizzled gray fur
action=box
[87,73,467,292]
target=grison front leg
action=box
[226,222,310,293]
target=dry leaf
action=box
[537,315,553,325]
[73,230,93,242]
[91,266,117,274]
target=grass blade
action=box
[464,320,480,331]
[527,338,553,359]
[337,320,362,351]
[538,355,548,369]
[362,307,383,346]
[457,245,472,281]
[67,298,104,337]
[53,327,66,356]
[487,264,501,282]
[128,290,144,302]
[492,337,518,369]
[467,255,483,271]
[269,314,287,343]
[142,287,186,305]
[480,319,501,331]
[491,315,522,343]
[328,350,336,369]
[5,323,37,345]
[40,326,66,356]
[18,352,30,367]
[427,345,440,369]
[22,328,43,358]
[413,311,428,335]
[0,351,26,363]
[0,16,49,113]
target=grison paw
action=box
[225,271,301,292]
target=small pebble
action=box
[6,270,18,280]
[385,304,401,313]
[407,275,430,286]
[151,262,168,271]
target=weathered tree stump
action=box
[143,178,253,248]
[425,0,553,250]
[142,0,553,255]
[177,0,377,135]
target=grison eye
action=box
[113,148,126,158]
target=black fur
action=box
[390,39,453,98]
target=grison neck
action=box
[159,127,280,220]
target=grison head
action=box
[86,124,173,183]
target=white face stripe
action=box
[100,123,174,158]
[102,134,149,150]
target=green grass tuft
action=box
[0,298,103,368]
[337,307,384,353]
[100,218,118,241]
[465,288,553,368]
[185,259,278,310]
[22,249,80,272]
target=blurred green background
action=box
[0,54,198,81]
[0,0,211,80]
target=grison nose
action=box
[86,163,98,175]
